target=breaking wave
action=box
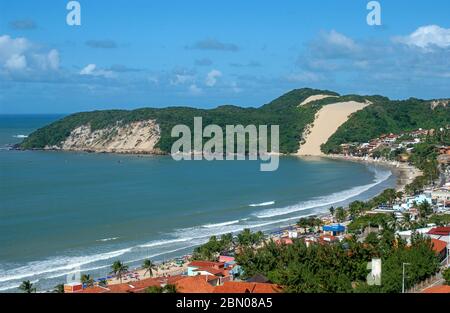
[249,201,275,207]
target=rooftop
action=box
[431,239,448,254]
[422,285,450,293]
[428,227,450,236]
[213,282,281,293]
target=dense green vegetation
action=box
[235,231,440,293]
[192,229,265,261]
[22,88,447,155]
[322,98,450,154]
[21,88,338,154]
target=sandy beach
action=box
[325,154,422,192]
[297,100,370,156]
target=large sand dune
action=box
[298,94,338,106]
[297,100,370,156]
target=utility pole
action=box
[402,262,410,293]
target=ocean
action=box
[0,115,397,292]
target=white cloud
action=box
[189,84,203,95]
[325,30,359,51]
[170,73,194,85]
[395,25,450,49]
[205,69,222,87]
[0,35,29,61]
[47,49,59,70]
[5,54,27,70]
[80,64,96,75]
[80,64,116,78]
[0,35,60,72]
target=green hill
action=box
[19,88,449,154]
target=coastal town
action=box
[17,127,450,294]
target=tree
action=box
[443,268,450,285]
[335,207,347,223]
[163,284,177,293]
[145,284,177,293]
[81,274,94,287]
[418,201,432,219]
[143,259,157,277]
[19,280,36,293]
[329,206,335,220]
[111,260,129,283]
[145,286,163,293]
[237,229,265,247]
[53,284,65,293]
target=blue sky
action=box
[0,0,449,113]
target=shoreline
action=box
[82,154,405,290]
[324,154,422,192]
[3,152,408,292]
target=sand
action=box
[298,94,338,106]
[297,101,370,156]
[326,154,422,192]
[60,120,161,154]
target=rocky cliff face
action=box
[48,120,161,154]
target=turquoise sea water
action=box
[0,115,397,292]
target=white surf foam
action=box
[249,201,275,207]
[137,237,193,248]
[97,237,119,242]
[0,247,132,284]
[255,168,391,219]
[202,220,240,228]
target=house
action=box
[428,227,450,244]
[274,238,293,245]
[187,261,225,276]
[213,281,282,293]
[319,235,339,244]
[63,282,83,293]
[430,239,448,262]
[396,227,433,244]
[431,190,450,205]
[73,275,186,293]
[74,285,109,293]
[219,255,235,263]
[175,275,216,293]
[322,224,345,236]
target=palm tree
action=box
[329,206,335,220]
[142,259,157,277]
[335,207,347,223]
[80,274,94,287]
[111,260,129,283]
[19,280,36,293]
[53,284,65,293]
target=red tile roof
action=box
[274,238,293,245]
[188,261,224,269]
[193,267,225,276]
[431,239,447,254]
[213,282,281,293]
[128,277,161,292]
[106,283,136,293]
[428,227,450,236]
[422,285,450,293]
[175,275,215,293]
[75,286,109,294]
